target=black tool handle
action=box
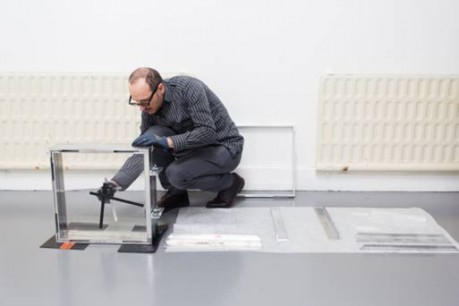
[99,199,105,229]
[89,192,144,207]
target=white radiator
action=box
[317,75,459,171]
[0,74,139,170]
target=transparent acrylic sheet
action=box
[165,207,459,253]
[60,190,148,244]
[51,147,151,245]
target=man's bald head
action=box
[129,67,163,91]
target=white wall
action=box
[1,0,458,191]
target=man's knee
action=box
[165,163,190,190]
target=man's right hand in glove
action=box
[97,181,118,203]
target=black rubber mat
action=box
[40,235,89,250]
[118,223,168,253]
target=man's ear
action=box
[158,82,166,93]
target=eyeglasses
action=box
[128,83,159,106]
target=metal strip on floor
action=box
[270,207,289,241]
[315,207,340,240]
[355,233,450,244]
[360,244,459,252]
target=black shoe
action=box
[158,189,190,212]
[206,173,245,208]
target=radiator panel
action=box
[0,74,139,170]
[317,75,459,171]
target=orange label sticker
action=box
[60,242,76,250]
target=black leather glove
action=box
[97,181,118,203]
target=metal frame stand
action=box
[47,144,168,253]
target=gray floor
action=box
[0,191,458,306]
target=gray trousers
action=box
[112,126,242,192]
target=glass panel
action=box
[51,147,151,244]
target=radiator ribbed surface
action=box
[0,74,139,169]
[317,75,459,171]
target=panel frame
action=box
[237,125,296,198]
[50,144,154,245]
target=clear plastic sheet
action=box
[165,207,459,253]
